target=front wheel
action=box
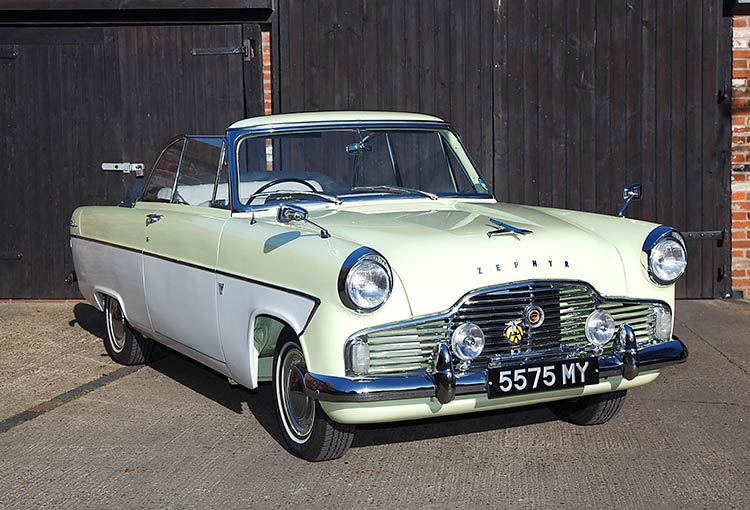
[549,390,627,425]
[104,296,154,365]
[273,339,355,461]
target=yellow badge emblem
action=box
[504,323,525,345]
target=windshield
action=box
[234,127,489,207]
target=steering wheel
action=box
[246,178,318,205]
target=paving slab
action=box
[0,300,747,509]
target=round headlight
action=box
[585,309,616,346]
[451,322,485,361]
[647,234,687,285]
[653,305,672,342]
[340,249,392,312]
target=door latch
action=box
[145,213,164,225]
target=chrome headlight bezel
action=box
[338,247,393,313]
[643,226,687,286]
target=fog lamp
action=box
[451,322,485,361]
[585,309,616,347]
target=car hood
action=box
[312,200,658,316]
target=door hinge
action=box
[0,45,18,60]
[682,230,725,247]
[102,162,145,177]
[0,252,23,261]
[191,39,255,62]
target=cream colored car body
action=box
[70,111,682,426]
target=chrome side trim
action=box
[305,337,688,403]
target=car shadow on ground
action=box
[71,303,557,452]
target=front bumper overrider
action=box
[304,334,688,404]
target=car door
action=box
[142,136,230,362]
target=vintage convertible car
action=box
[70,112,688,461]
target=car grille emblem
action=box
[504,320,525,345]
[524,305,545,329]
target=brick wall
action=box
[733,16,750,298]
[262,29,272,116]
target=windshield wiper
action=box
[246,190,342,206]
[350,185,438,201]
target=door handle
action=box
[145,213,164,225]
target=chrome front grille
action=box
[358,281,661,377]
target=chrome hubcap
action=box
[108,300,126,352]
[281,347,314,439]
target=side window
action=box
[141,138,185,202]
[173,137,225,207]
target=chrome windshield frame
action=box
[225,121,494,212]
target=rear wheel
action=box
[273,338,355,461]
[549,390,627,425]
[104,296,153,365]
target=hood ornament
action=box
[487,218,533,238]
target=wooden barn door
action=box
[275,0,731,298]
[0,25,262,298]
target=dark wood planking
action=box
[493,0,510,202]
[701,0,718,298]
[594,0,612,216]
[564,0,581,211]
[609,0,627,216]
[717,3,733,297]
[671,1,688,298]
[522,1,540,206]
[654,0,673,228]
[578,0,596,213]
[640,0,657,221]
[624,0,643,219]
[478,0,494,190]
[684,0,703,298]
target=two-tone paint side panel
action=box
[71,205,150,331]
[141,203,231,362]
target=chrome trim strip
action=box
[306,337,688,403]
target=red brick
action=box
[732,191,748,201]
[732,153,746,163]
[733,69,750,78]
[732,249,745,258]
[736,49,750,58]
[732,239,750,249]
[734,230,748,239]
[732,269,747,278]
[733,220,750,230]
[735,59,749,69]
[734,17,749,27]
[734,201,750,211]
[731,277,750,288]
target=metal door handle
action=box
[145,213,164,225]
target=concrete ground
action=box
[0,300,748,509]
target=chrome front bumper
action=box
[304,334,688,404]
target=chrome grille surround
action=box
[345,280,669,377]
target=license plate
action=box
[486,358,599,398]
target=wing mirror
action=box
[616,183,641,218]
[277,204,331,239]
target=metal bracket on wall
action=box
[101,162,144,177]
[0,45,18,60]
[191,39,255,62]
[682,230,726,247]
[0,253,23,261]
